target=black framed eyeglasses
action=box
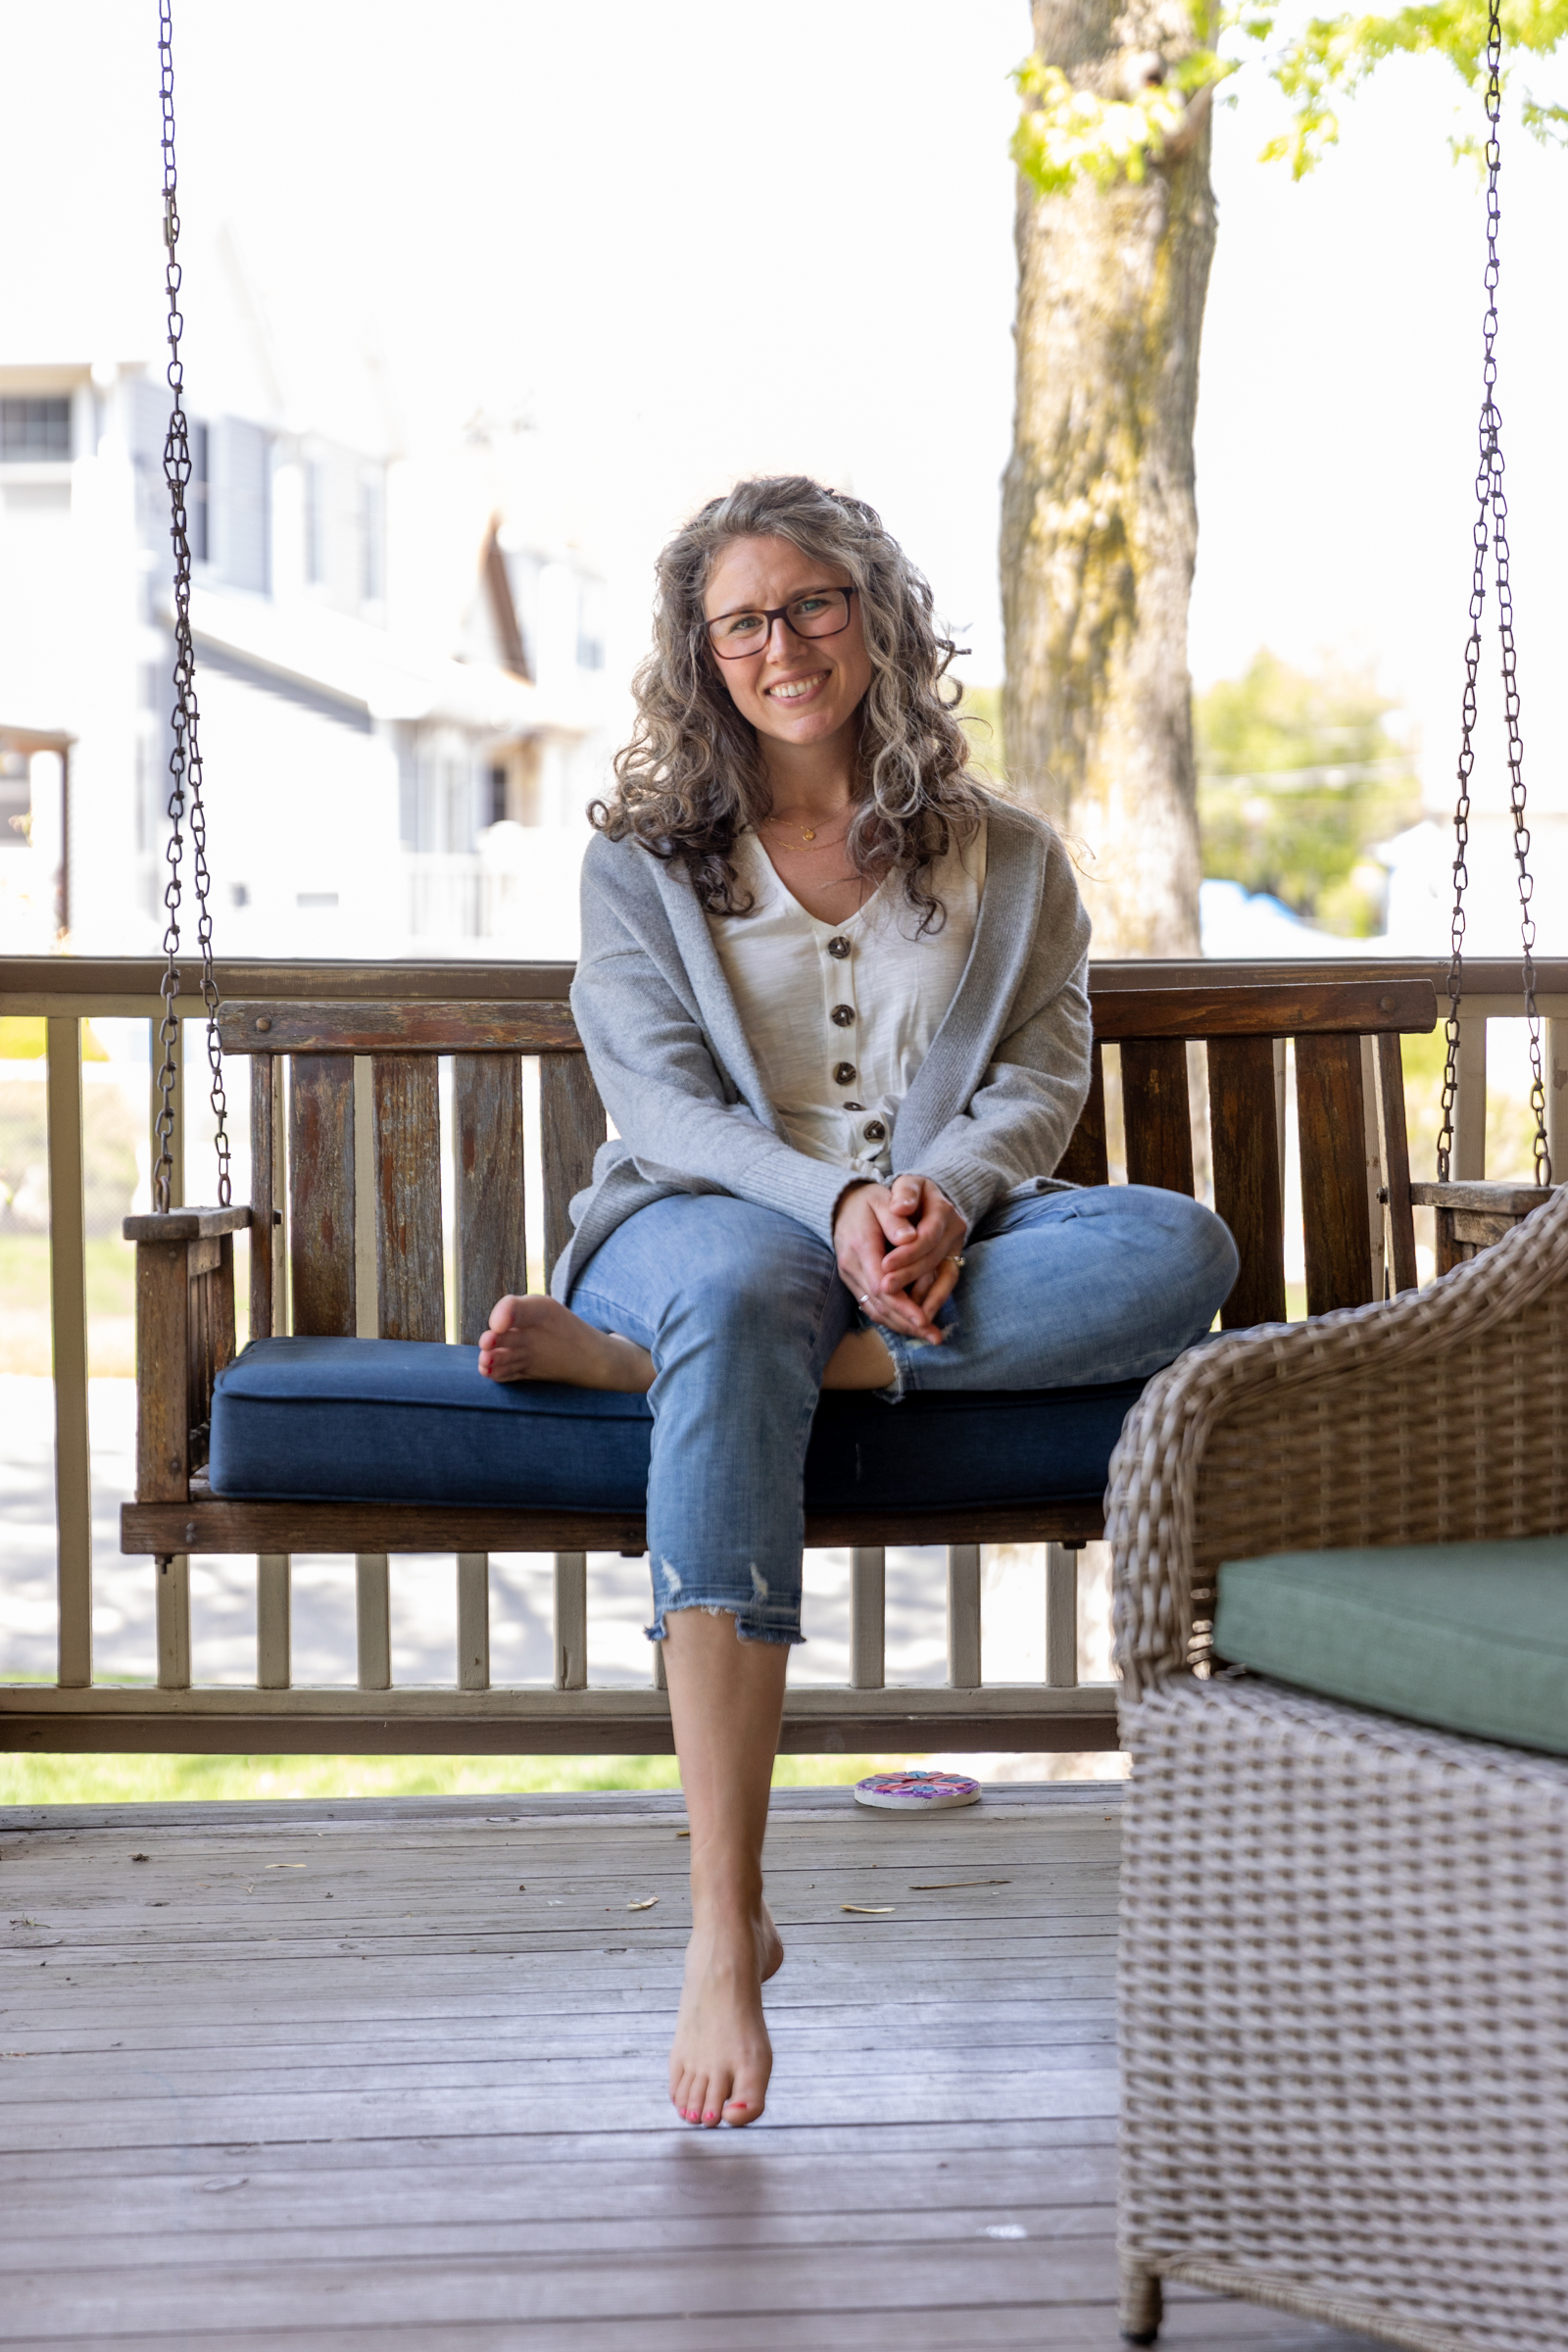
[705,585,858,660]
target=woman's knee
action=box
[662,1228,842,1359]
[1120,1185,1240,1320]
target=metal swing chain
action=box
[1437,0,1550,1186]
[154,0,230,1216]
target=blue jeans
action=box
[568,1184,1238,1646]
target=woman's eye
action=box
[722,613,764,639]
[792,597,829,616]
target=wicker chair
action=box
[1107,1182,1568,2352]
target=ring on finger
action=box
[945,1254,966,1268]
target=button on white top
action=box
[708,820,987,1178]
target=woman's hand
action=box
[833,1174,967,1345]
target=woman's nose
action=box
[764,612,805,661]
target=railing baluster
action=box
[1360,1036,1388,1299]
[157,1552,191,1690]
[1045,1543,1079,1688]
[356,1554,391,1690]
[457,1553,490,1690]
[45,1015,92,1690]
[1549,1017,1566,1182]
[257,1553,290,1688]
[1453,1011,1488,1182]
[554,1551,587,1690]
[851,1547,885,1690]
[947,1544,981,1690]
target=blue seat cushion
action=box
[209,1337,1143,1516]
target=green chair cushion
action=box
[1214,1536,1568,1757]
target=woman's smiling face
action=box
[703,534,872,756]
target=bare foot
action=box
[477,1295,654,1391]
[668,1900,784,2129]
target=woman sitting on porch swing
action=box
[478,476,1238,2130]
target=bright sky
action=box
[5,0,1565,820]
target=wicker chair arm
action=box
[1108,1185,1568,1700]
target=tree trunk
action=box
[1002,0,1217,956]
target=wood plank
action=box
[356,1555,391,1691]
[155,1552,190,1690]
[1406,1179,1553,1213]
[453,1053,526,1343]
[1086,976,1436,1039]
[370,1055,445,1342]
[1452,1009,1487,1180]
[1294,1033,1376,1313]
[215,981,1438,1059]
[1054,1041,1108,1187]
[850,1546,885,1690]
[1045,1544,1078,1688]
[553,1551,588,1690]
[457,1554,490,1691]
[122,1494,1109,1554]
[248,1054,278,1338]
[1205,1035,1286,1328]
[1376,1032,1419,1293]
[133,1239,189,1502]
[44,1015,92,1687]
[288,1054,356,1337]
[947,1544,981,1689]
[256,1554,290,1690]
[540,1053,608,1286]
[12,946,1564,1005]
[122,1203,253,1241]
[0,1685,1120,1757]
[220,999,580,1054]
[1119,1039,1194,1195]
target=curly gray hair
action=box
[593,475,989,927]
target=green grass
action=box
[0,1750,928,1807]
[0,1232,137,1319]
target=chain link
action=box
[154,0,229,1214]
[1438,0,1550,1186]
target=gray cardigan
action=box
[550,794,1094,1300]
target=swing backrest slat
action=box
[1055,1041,1108,1188]
[370,1055,445,1343]
[452,1053,528,1347]
[1296,1033,1380,1314]
[1121,1039,1196,1195]
[539,1054,611,1284]
[1207,1035,1287,1330]
[288,1054,356,1338]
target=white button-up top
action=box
[708,820,988,1182]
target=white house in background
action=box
[0,366,611,962]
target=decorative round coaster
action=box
[853,1770,981,1812]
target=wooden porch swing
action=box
[116,6,1552,1756]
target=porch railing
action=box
[3,953,1564,1756]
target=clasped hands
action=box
[833,1173,966,1347]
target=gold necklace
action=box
[763,812,851,849]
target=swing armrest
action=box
[124,1207,252,1503]
[1108,1186,1568,1703]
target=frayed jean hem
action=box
[646,1598,804,1647]
[868,1314,951,1403]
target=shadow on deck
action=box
[0,1785,1377,2349]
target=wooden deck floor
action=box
[0,1785,1377,2350]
